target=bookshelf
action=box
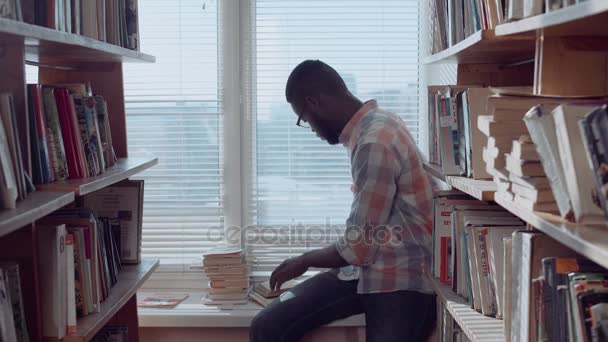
[64,259,160,342]
[424,0,608,339]
[494,193,608,269]
[0,18,156,65]
[0,191,74,238]
[0,2,157,340]
[495,1,608,37]
[422,29,535,65]
[423,163,495,201]
[429,276,505,342]
[38,157,158,196]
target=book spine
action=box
[66,234,77,334]
[42,87,69,181]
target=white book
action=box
[0,115,17,209]
[504,236,514,342]
[472,226,493,316]
[451,210,519,295]
[523,0,543,17]
[524,105,572,216]
[66,234,77,334]
[465,226,482,311]
[37,225,67,339]
[0,269,17,342]
[553,104,606,223]
[486,227,524,320]
[511,183,555,203]
[509,173,550,190]
[466,88,493,180]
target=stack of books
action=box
[249,279,300,308]
[201,246,250,307]
[503,135,557,213]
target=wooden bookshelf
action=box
[64,259,160,342]
[494,192,608,269]
[0,18,155,65]
[429,276,505,342]
[422,29,535,65]
[447,177,495,202]
[423,162,447,182]
[37,157,158,196]
[495,1,608,37]
[423,164,495,201]
[0,191,74,238]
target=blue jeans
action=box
[250,272,437,342]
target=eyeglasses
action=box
[296,114,310,129]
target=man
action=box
[250,60,436,342]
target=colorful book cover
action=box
[73,95,99,176]
[42,87,69,181]
[28,85,52,183]
[83,96,105,173]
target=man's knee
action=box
[250,308,280,342]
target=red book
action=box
[55,88,82,179]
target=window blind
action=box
[245,0,420,272]
[123,0,223,270]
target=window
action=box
[123,0,222,270]
[124,0,419,277]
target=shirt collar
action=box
[338,100,378,146]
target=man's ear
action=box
[304,95,319,110]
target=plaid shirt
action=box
[333,100,434,294]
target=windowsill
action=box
[138,290,366,328]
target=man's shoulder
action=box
[356,109,409,145]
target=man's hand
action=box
[269,256,309,291]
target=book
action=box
[93,96,116,168]
[485,226,524,319]
[553,104,606,223]
[82,180,144,264]
[0,112,18,209]
[253,280,300,298]
[0,94,27,201]
[511,183,555,203]
[511,137,539,161]
[42,87,69,181]
[524,105,573,217]
[65,233,77,334]
[0,263,29,342]
[249,291,275,308]
[511,232,579,342]
[579,106,608,221]
[504,236,514,342]
[542,258,605,342]
[37,224,68,340]
[27,84,51,184]
[465,88,493,179]
[138,293,189,308]
[0,269,17,342]
[509,173,551,190]
[505,154,545,177]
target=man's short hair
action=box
[285,60,348,104]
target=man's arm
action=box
[269,245,349,291]
[334,141,398,266]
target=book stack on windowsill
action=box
[201,246,250,307]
